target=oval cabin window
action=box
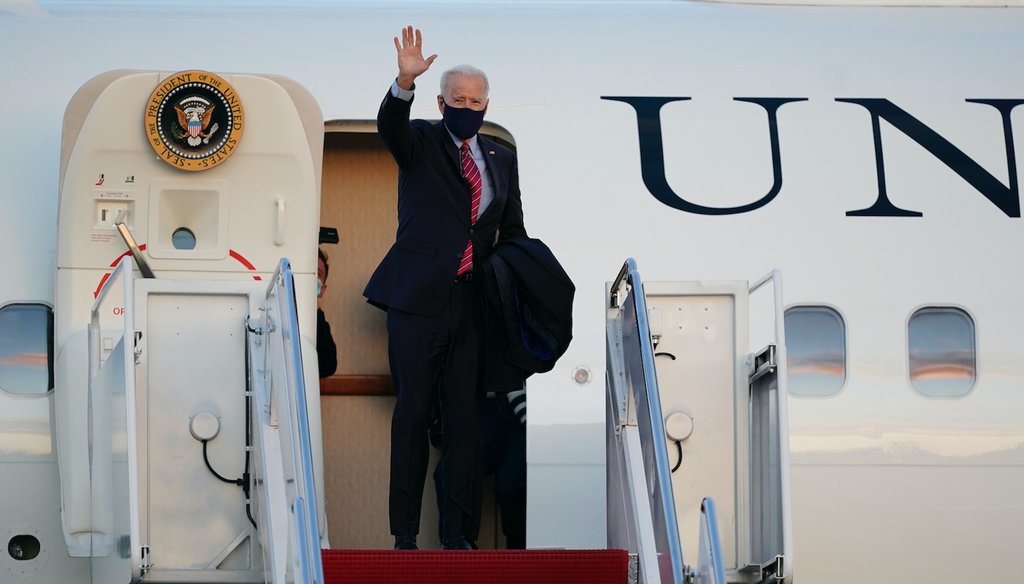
[784,306,846,397]
[908,307,976,397]
[0,303,53,396]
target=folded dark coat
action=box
[479,237,575,393]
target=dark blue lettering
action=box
[601,96,807,215]
[838,98,1024,217]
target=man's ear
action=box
[437,95,445,115]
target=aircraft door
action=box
[626,270,793,583]
[642,280,749,578]
[53,69,328,562]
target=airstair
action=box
[85,253,630,584]
[83,250,791,584]
[318,259,795,584]
[86,257,322,583]
[606,258,794,584]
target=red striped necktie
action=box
[457,142,482,276]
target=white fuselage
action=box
[0,2,1022,583]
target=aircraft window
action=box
[908,307,976,397]
[784,306,846,396]
[0,303,53,396]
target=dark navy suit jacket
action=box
[364,88,527,316]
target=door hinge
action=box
[748,344,777,384]
[133,330,143,364]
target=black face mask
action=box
[442,102,486,140]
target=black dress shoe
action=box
[441,535,474,550]
[394,535,418,550]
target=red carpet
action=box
[322,549,628,583]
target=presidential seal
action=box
[144,70,244,171]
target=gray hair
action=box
[439,65,489,100]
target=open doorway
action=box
[317,121,516,550]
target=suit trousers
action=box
[387,280,482,538]
[434,394,526,548]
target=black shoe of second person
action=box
[394,535,418,550]
[441,535,474,550]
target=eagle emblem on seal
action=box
[173,96,220,147]
[145,70,244,171]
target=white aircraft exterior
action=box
[0,1,1022,583]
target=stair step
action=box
[322,549,629,584]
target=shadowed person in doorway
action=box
[317,247,337,379]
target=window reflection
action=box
[0,304,53,396]
[908,307,975,397]
[784,306,846,397]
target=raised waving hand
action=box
[395,26,437,90]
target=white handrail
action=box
[262,258,323,584]
[698,498,727,584]
[88,255,143,580]
[610,257,686,583]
